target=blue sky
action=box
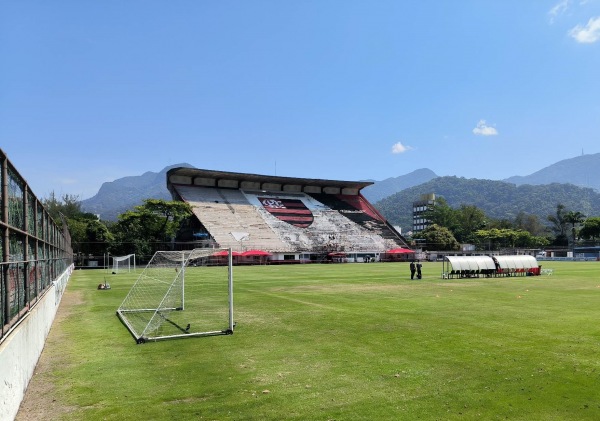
[1,1,599,200]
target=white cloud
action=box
[569,16,600,43]
[549,0,571,24]
[391,142,413,154]
[472,120,498,136]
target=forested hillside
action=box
[375,176,600,231]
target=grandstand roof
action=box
[167,167,373,193]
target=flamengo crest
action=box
[259,197,314,228]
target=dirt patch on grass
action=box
[15,290,84,420]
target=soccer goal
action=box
[112,254,136,273]
[116,248,235,344]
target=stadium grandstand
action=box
[167,168,410,263]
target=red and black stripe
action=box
[259,198,314,228]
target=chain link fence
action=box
[1,149,73,342]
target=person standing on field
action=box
[416,261,422,279]
[409,260,416,279]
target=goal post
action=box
[116,248,235,344]
[112,254,136,273]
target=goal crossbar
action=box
[112,254,136,273]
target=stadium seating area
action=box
[174,185,289,251]
[309,193,402,244]
[171,182,408,256]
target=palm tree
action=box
[564,210,585,255]
[547,203,567,241]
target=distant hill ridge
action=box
[504,153,600,191]
[81,163,194,221]
[360,168,438,203]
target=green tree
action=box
[85,219,114,256]
[42,192,84,221]
[564,210,585,250]
[110,199,193,258]
[474,228,510,250]
[514,211,548,237]
[423,197,457,231]
[42,192,112,263]
[513,230,550,248]
[486,218,515,230]
[547,204,568,246]
[579,216,600,241]
[474,228,550,250]
[414,224,460,251]
[454,204,486,243]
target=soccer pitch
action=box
[17,261,600,420]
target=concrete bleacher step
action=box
[174,185,290,251]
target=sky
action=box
[1,1,599,200]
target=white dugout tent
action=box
[443,255,540,278]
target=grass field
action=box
[18,260,600,420]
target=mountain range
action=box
[80,153,600,227]
[80,163,194,221]
[376,177,600,231]
[504,153,600,190]
[360,168,439,203]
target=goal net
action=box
[116,248,234,343]
[112,254,136,273]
